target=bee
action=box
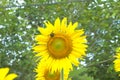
[50,32,54,37]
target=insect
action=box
[50,32,54,37]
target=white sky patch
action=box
[26,25,32,29]
[110,40,115,43]
[17,16,22,20]
[91,32,95,36]
[98,4,104,7]
[114,0,118,2]
[0,25,5,28]
[14,0,26,6]
[81,61,87,66]
[87,53,94,60]
[102,0,107,1]
[23,31,27,35]
[17,0,25,4]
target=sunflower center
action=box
[44,70,60,80]
[47,34,72,59]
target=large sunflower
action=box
[35,61,69,80]
[33,17,88,72]
[0,67,17,80]
[113,47,120,72]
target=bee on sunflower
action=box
[33,17,88,73]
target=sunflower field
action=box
[0,0,120,80]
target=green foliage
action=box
[69,66,94,80]
[0,0,120,80]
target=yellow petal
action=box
[4,73,17,80]
[115,53,120,59]
[52,59,60,72]
[35,50,47,57]
[71,50,83,58]
[73,50,86,58]
[72,36,87,44]
[116,47,120,53]
[44,21,54,34]
[38,27,50,35]
[35,35,48,42]
[0,68,9,80]
[72,46,87,57]
[68,22,78,35]
[71,29,84,39]
[54,17,61,33]
[33,45,47,52]
[73,43,88,50]
[68,54,79,66]
[61,17,67,32]
[63,58,73,70]
[66,22,72,35]
[46,57,55,73]
[37,41,47,45]
[45,21,54,29]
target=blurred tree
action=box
[0,0,120,80]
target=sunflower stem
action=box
[60,69,64,80]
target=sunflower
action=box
[33,17,88,72]
[0,67,17,80]
[113,47,120,72]
[35,61,69,80]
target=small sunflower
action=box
[35,61,69,80]
[0,67,17,80]
[33,17,88,72]
[113,47,120,72]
